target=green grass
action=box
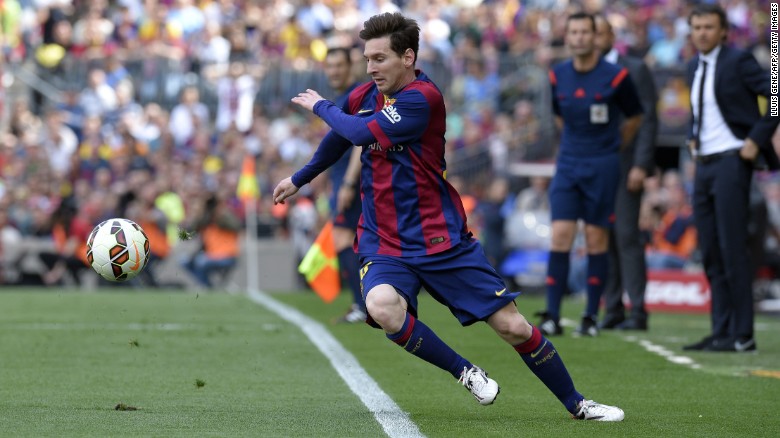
[1,288,779,437]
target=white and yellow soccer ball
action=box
[86,218,151,282]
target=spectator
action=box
[296,0,334,38]
[40,108,79,179]
[0,203,24,284]
[126,183,172,287]
[79,68,118,117]
[645,179,696,270]
[215,61,256,134]
[450,54,501,117]
[181,193,242,288]
[192,20,231,75]
[644,20,685,68]
[38,198,93,286]
[168,85,209,152]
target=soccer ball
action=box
[86,218,151,282]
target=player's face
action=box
[593,19,614,55]
[324,51,352,93]
[364,36,413,95]
[689,13,726,55]
[565,18,595,57]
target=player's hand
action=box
[273,177,299,205]
[626,166,647,193]
[336,184,356,213]
[291,89,325,112]
[740,138,760,162]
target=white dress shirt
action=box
[691,45,743,155]
[604,47,619,64]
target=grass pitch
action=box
[1,288,778,437]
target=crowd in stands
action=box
[0,0,778,288]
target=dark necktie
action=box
[695,60,708,148]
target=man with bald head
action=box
[593,15,658,331]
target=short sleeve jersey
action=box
[550,58,643,157]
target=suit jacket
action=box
[686,45,780,170]
[618,54,658,173]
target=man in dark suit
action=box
[683,3,780,352]
[594,16,657,331]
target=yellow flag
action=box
[298,221,341,302]
[236,154,259,203]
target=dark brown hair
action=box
[326,47,352,65]
[359,12,420,64]
[566,11,596,32]
[688,3,728,29]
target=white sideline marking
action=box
[247,289,424,438]
[624,336,701,370]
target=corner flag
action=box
[236,154,259,204]
[298,221,341,302]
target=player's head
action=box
[593,15,615,56]
[325,47,353,93]
[359,12,420,95]
[564,12,596,58]
[688,3,727,55]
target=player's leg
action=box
[362,258,484,400]
[487,304,623,420]
[540,220,577,335]
[543,162,582,335]
[576,224,610,336]
[488,304,581,409]
[333,225,365,323]
[420,240,623,420]
[578,153,620,336]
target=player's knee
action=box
[488,306,533,343]
[364,285,405,331]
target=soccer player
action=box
[323,47,367,324]
[274,12,624,421]
[536,12,643,337]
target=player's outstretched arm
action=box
[292,88,377,146]
[292,89,326,112]
[273,177,299,205]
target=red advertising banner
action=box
[645,270,711,314]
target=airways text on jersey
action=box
[366,142,405,152]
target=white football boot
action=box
[458,366,500,405]
[573,399,625,421]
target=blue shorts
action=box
[359,236,520,326]
[549,153,619,227]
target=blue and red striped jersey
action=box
[550,58,643,157]
[293,70,469,257]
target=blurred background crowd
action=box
[0,0,779,295]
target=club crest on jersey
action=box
[381,105,402,124]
